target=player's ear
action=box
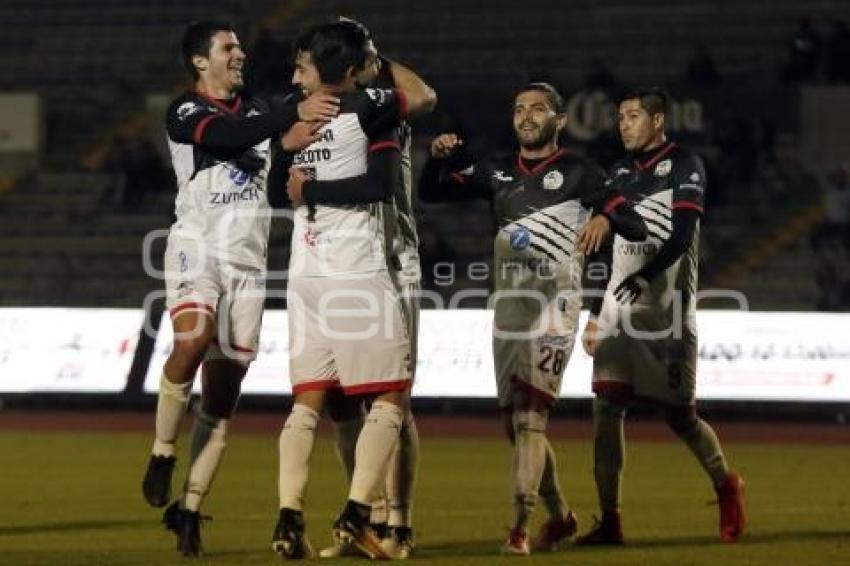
[192,54,208,74]
[653,112,665,132]
[556,112,568,134]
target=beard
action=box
[517,119,558,150]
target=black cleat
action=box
[271,507,315,559]
[142,455,176,508]
[332,501,388,560]
[162,500,209,558]
[370,521,389,541]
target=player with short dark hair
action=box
[269,20,436,560]
[419,83,646,555]
[577,87,746,545]
[140,19,338,557]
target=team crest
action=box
[176,102,201,120]
[542,170,564,190]
[654,159,672,177]
[690,172,700,183]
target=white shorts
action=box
[164,236,265,363]
[287,272,412,396]
[493,290,581,408]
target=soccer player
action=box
[577,87,745,545]
[140,19,337,557]
[419,83,646,556]
[267,21,436,560]
[314,19,422,561]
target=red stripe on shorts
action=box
[343,379,411,396]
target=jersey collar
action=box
[633,142,675,172]
[193,90,243,115]
[516,147,566,176]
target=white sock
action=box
[152,372,193,457]
[512,409,548,532]
[349,401,404,505]
[278,404,320,511]
[183,411,227,512]
[333,416,363,483]
[387,409,419,527]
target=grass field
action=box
[1,427,848,565]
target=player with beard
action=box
[419,83,646,555]
[576,87,745,546]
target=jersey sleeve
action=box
[578,162,614,211]
[355,88,408,138]
[671,153,707,215]
[165,98,221,145]
[418,153,493,202]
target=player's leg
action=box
[143,308,216,508]
[663,404,744,542]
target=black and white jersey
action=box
[165,91,273,268]
[289,87,406,277]
[433,149,613,297]
[600,142,705,331]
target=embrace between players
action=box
[140,16,745,560]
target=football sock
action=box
[152,372,192,457]
[387,409,419,527]
[593,397,626,513]
[183,410,227,511]
[333,415,363,483]
[677,418,730,486]
[278,404,320,511]
[349,401,404,505]
[511,409,548,532]
[538,438,569,521]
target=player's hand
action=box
[577,214,611,254]
[430,133,463,158]
[581,317,600,356]
[287,167,309,204]
[281,121,323,151]
[614,273,649,304]
[297,93,339,123]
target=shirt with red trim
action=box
[165,90,279,268]
[599,142,706,331]
[288,88,406,277]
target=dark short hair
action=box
[295,21,369,84]
[516,82,565,114]
[619,87,669,116]
[181,20,235,80]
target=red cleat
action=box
[533,510,578,551]
[575,510,623,546]
[715,472,746,543]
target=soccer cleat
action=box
[162,500,209,558]
[332,500,389,560]
[380,526,415,559]
[575,510,624,546]
[715,472,746,543]
[271,508,316,559]
[318,537,363,559]
[533,510,578,551]
[500,528,530,556]
[142,454,176,508]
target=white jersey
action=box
[165,91,273,268]
[288,88,406,278]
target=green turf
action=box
[0,429,848,565]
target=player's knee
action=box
[512,408,548,437]
[664,406,698,436]
[593,396,627,420]
[171,335,211,365]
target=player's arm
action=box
[287,135,400,206]
[166,92,339,158]
[581,243,613,356]
[418,133,490,202]
[381,57,437,118]
[613,155,706,304]
[577,164,647,253]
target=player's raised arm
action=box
[418,133,491,202]
[383,57,437,118]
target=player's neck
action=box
[519,142,559,161]
[637,135,667,155]
[195,78,237,101]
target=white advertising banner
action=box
[0,308,141,392]
[144,310,850,402]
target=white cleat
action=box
[380,526,415,559]
[500,529,530,556]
